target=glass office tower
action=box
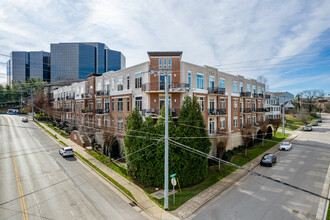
[105,49,126,71]
[50,42,126,83]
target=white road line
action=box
[315,157,330,220]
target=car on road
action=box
[312,122,318,126]
[59,147,74,157]
[21,117,28,122]
[279,142,292,151]
[304,125,312,131]
[260,153,277,167]
[317,118,322,123]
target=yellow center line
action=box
[6,117,29,220]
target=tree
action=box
[240,124,253,157]
[216,132,228,171]
[103,132,118,162]
[271,119,281,138]
[298,90,324,113]
[259,120,269,147]
[296,108,310,125]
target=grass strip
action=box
[59,140,68,146]
[35,121,58,139]
[74,152,136,202]
[44,122,70,138]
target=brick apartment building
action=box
[52,51,268,155]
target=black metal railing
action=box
[208,108,226,115]
[96,109,103,114]
[252,93,258,98]
[96,91,104,96]
[141,108,180,117]
[258,93,264,98]
[208,87,225,94]
[243,108,251,113]
[142,82,189,92]
[240,92,251,97]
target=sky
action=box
[0,0,330,95]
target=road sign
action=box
[171,178,177,186]
[170,173,176,179]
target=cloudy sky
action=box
[0,0,330,95]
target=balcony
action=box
[96,90,104,96]
[64,108,71,112]
[265,94,271,99]
[240,92,251,97]
[96,109,104,114]
[252,93,259,98]
[208,108,226,115]
[258,93,264,98]
[257,108,268,112]
[82,109,94,114]
[142,108,180,117]
[208,87,225,95]
[243,108,252,113]
[142,82,189,92]
[81,93,92,99]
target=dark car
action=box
[260,153,277,167]
[317,118,322,123]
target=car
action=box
[22,117,28,122]
[279,142,292,151]
[59,147,74,157]
[317,118,322,123]
[260,153,277,167]
[312,122,318,126]
[304,125,312,131]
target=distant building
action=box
[7,51,50,85]
[265,91,295,120]
[50,42,126,83]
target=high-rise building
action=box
[50,42,125,83]
[7,51,50,85]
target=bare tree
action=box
[259,120,269,147]
[103,132,117,162]
[240,124,253,157]
[216,133,229,171]
[298,90,324,112]
[296,108,310,125]
[271,119,281,139]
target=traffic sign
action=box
[170,173,176,179]
[171,178,177,186]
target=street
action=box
[0,115,146,220]
[191,114,330,220]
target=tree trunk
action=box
[218,160,221,171]
[262,136,264,147]
[244,143,247,157]
[108,146,112,162]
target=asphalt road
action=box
[0,115,146,220]
[191,114,330,220]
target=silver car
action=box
[22,117,28,122]
[59,147,74,157]
[279,142,292,151]
[304,125,312,131]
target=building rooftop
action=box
[147,51,183,58]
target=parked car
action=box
[279,142,292,151]
[22,117,28,122]
[312,122,318,126]
[59,147,74,157]
[304,125,312,131]
[317,118,322,123]
[260,153,277,167]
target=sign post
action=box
[171,178,177,204]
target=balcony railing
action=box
[142,82,189,92]
[257,108,268,112]
[142,108,180,117]
[96,109,104,114]
[208,87,225,95]
[258,93,264,98]
[82,109,94,114]
[96,91,104,96]
[252,93,258,98]
[265,94,271,99]
[240,92,251,97]
[208,108,226,115]
[216,128,227,135]
[81,93,92,99]
[243,108,252,113]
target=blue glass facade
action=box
[51,42,125,83]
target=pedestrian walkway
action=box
[36,121,178,220]
[171,129,303,219]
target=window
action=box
[163,58,167,69]
[127,76,130,90]
[258,87,261,94]
[247,115,251,124]
[220,98,226,109]
[209,118,215,135]
[118,77,123,91]
[234,116,238,127]
[252,86,256,94]
[188,72,191,88]
[247,100,251,108]
[209,76,214,89]
[233,98,238,110]
[72,102,75,112]
[104,99,110,113]
[97,117,101,128]
[105,83,110,95]
[97,100,101,110]
[118,118,123,131]
[240,100,243,113]
[168,58,172,69]
[159,58,162,69]
[233,81,238,93]
[118,98,123,111]
[247,84,251,93]
[135,73,142,88]
[88,101,93,112]
[111,79,114,91]
[220,78,225,89]
[240,116,243,127]
[262,88,265,94]
[135,97,142,111]
[197,74,204,89]
[127,98,130,112]
[240,82,243,93]
[253,116,256,125]
[197,97,204,111]
[111,98,114,111]
[104,117,110,127]
[209,98,215,111]
[220,117,226,129]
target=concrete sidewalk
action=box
[36,121,178,220]
[171,129,303,219]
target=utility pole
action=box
[20,87,22,113]
[31,86,34,121]
[164,71,169,211]
[282,104,285,136]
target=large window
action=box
[252,86,256,94]
[234,116,238,128]
[247,84,251,93]
[233,81,238,93]
[135,97,142,111]
[197,97,204,111]
[220,98,226,109]
[127,76,130,90]
[163,58,167,69]
[135,73,142,88]
[168,58,172,69]
[240,82,243,93]
[159,58,162,69]
[233,98,238,110]
[118,98,123,111]
[197,74,204,89]
[104,99,110,113]
[97,100,101,110]
[111,98,114,111]
[127,98,130,112]
[209,76,214,89]
[220,117,226,129]
[209,98,215,111]
[258,87,261,94]
[220,78,225,89]
[209,118,215,135]
[118,118,123,131]
[118,77,123,91]
[188,72,191,88]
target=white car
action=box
[59,147,74,157]
[22,117,28,122]
[304,125,312,131]
[279,142,292,151]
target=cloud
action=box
[0,0,329,93]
